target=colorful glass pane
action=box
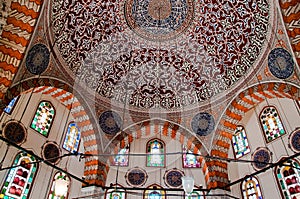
[113,146,129,166]
[146,139,165,167]
[144,185,166,199]
[63,123,81,153]
[260,106,285,143]
[182,145,201,168]
[105,185,126,199]
[48,172,70,199]
[0,152,38,199]
[241,176,263,199]
[232,126,250,159]
[31,101,55,137]
[276,159,300,199]
[4,96,19,114]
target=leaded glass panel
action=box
[232,126,250,159]
[260,106,285,143]
[31,101,55,137]
[112,146,129,166]
[4,96,19,114]
[105,184,126,199]
[241,176,263,199]
[48,172,70,199]
[0,152,38,199]
[63,123,81,153]
[144,185,166,199]
[146,139,165,167]
[182,145,201,168]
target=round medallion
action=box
[99,111,122,136]
[125,0,194,41]
[252,147,272,170]
[268,48,294,79]
[26,43,50,75]
[3,120,26,145]
[125,167,148,187]
[191,112,215,136]
[289,128,300,153]
[163,168,184,188]
[41,142,61,164]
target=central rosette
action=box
[125,0,194,41]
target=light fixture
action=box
[54,177,69,197]
[182,176,194,195]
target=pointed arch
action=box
[210,82,300,189]
[48,171,71,199]
[232,125,250,159]
[146,138,165,167]
[144,184,166,199]
[63,122,81,153]
[241,176,263,199]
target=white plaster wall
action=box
[0,92,85,199]
[228,98,300,198]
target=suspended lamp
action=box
[54,177,69,197]
[182,176,194,195]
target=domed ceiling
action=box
[50,0,271,112]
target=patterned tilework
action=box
[0,0,43,99]
[208,82,300,189]
[279,0,300,66]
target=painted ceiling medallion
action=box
[268,48,294,79]
[25,44,50,75]
[288,128,300,153]
[99,111,122,136]
[125,0,194,41]
[125,167,148,187]
[252,147,272,171]
[41,142,61,164]
[191,112,215,136]
[163,168,184,188]
[3,120,27,145]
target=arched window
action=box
[63,122,81,153]
[144,184,166,199]
[0,152,38,199]
[4,96,19,114]
[182,145,201,168]
[48,172,70,199]
[31,101,55,137]
[259,106,285,143]
[275,158,300,199]
[112,145,129,166]
[232,125,250,159]
[105,184,126,199]
[241,176,263,199]
[146,139,165,167]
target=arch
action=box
[209,82,300,189]
[146,138,165,167]
[3,80,106,187]
[144,184,166,199]
[240,176,263,199]
[105,184,126,199]
[232,125,251,159]
[109,119,209,188]
[48,171,71,198]
[62,122,81,153]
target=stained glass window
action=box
[275,158,300,199]
[0,152,38,199]
[48,172,70,199]
[105,184,126,199]
[31,101,55,137]
[144,184,166,199]
[63,122,81,153]
[146,139,165,167]
[241,176,263,199]
[232,126,250,159]
[260,106,285,143]
[4,96,19,114]
[182,145,201,168]
[112,145,129,166]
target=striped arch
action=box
[279,0,300,66]
[3,79,107,187]
[0,0,43,99]
[109,119,211,187]
[208,82,300,189]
